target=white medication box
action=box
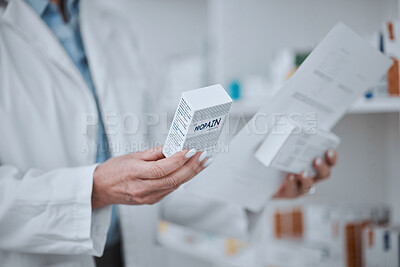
[163,84,233,158]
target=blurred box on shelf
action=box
[157,220,256,266]
[363,225,400,267]
[368,21,400,99]
[264,203,391,267]
[383,21,400,97]
[264,239,334,267]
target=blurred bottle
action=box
[228,80,241,101]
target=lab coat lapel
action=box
[1,0,86,88]
[79,0,110,98]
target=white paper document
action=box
[255,123,341,175]
[185,22,392,212]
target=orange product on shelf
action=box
[292,208,304,238]
[388,21,395,41]
[345,222,363,267]
[367,227,374,248]
[387,58,400,96]
[274,211,282,239]
[273,208,304,239]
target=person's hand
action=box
[91,146,210,209]
[272,149,337,199]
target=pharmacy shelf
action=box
[164,97,400,117]
[348,97,400,114]
[228,96,400,116]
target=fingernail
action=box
[327,149,335,158]
[289,174,295,181]
[315,157,322,166]
[203,158,213,168]
[185,149,197,159]
[302,170,310,179]
[198,151,208,162]
[308,186,316,195]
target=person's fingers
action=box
[297,170,314,194]
[124,181,179,205]
[273,174,299,199]
[137,148,195,179]
[198,151,208,165]
[325,149,337,166]
[141,183,180,198]
[141,186,178,204]
[313,157,331,181]
[143,152,206,189]
[146,188,177,205]
[272,175,290,197]
[159,151,206,188]
[136,146,165,161]
[203,158,213,168]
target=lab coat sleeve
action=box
[0,164,112,256]
[161,187,265,240]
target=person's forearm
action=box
[0,164,105,255]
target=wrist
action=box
[92,164,109,209]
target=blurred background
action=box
[118,0,400,266]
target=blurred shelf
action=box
[228,96,400,116]
[163,96,400,117]
[348,97,400,114]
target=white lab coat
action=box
[0,0,257,266]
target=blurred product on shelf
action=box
[157,203,394,267]
[384,21,400,97]
[227,75,277,102]
[227,50,311,104]
[264,203,391,267]
[157,220,256,266]
[368,20,400,99]
[363,225,400,267]
[284,51,311,80]
[228,80,241,101]
[366,75,389,99]
[268,49,311,87]
[273,208,304,240]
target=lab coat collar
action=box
[1,0,87,89]
[25,0,48,16]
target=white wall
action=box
[210,0,398,83]
[123,0,208,68]
[311,113,399,208]
[384,113,400,222]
